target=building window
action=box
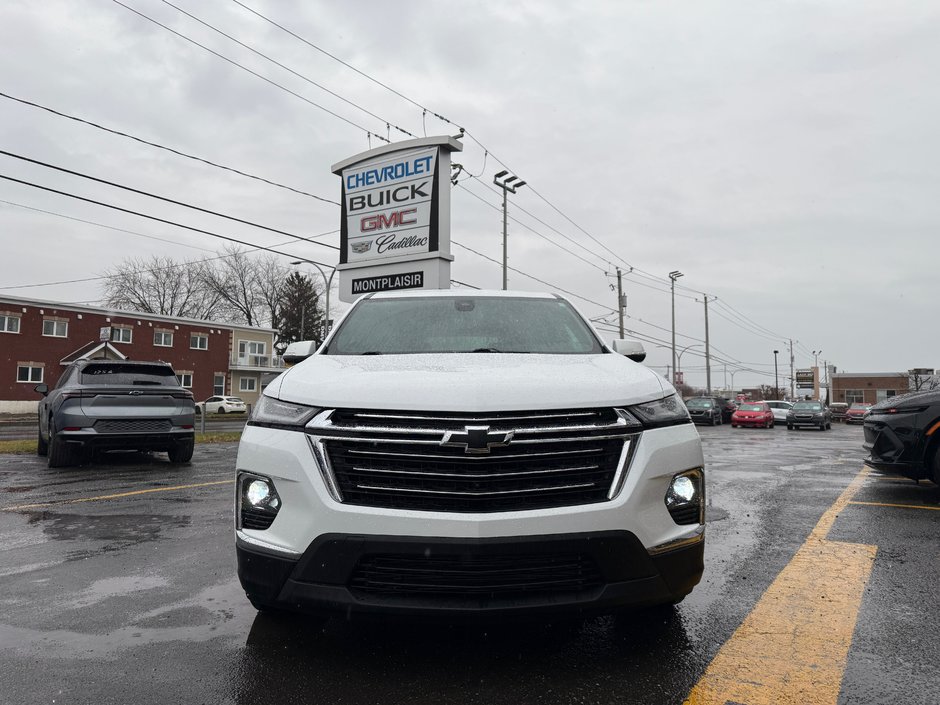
[42,319,68,337]
[239,377,257,392]
[16,364,44,383]
[876,389,899,402]
[213,374,226,396]
[844,389,864,404]
[190,333,208,350]
[176,372,193,388]
[154,330,174,347]
[112,326,133,343]
[0,313,20,333]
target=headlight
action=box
[625,393,689,428]
[238,473,281,530]
[248,394,322,430]
[665,469,704,525]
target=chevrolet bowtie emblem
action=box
[441,425,514,454]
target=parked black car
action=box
[35,360,196,468]
[685,397,723,425]
[786,400,832,430]
[864,389,940,485]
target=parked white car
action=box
[197,396,247,414]
[234,290,706,620]
[765,400,793,424]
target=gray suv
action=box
[35,360,196,467]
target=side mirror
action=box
[34,383,49,396]
[611,338,646,363]
[282,340,318,366]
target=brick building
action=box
[829,372,909,405]
[0,295,280,413]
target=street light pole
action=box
[290,260,337,339]
[773,349,780,399]
[668,271,683,387]
[494,170,526,290]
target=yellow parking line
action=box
[683,468,877,705]
[849,500,940,511]
[1,479,233,512]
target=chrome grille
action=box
[94,419,172,433]
[310,408,637,513]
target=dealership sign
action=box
[332,136,462,302]
[795,368,815,387]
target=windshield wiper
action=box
[468,348,529,353]
[359,351,383,355]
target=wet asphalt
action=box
[0,424,937,705]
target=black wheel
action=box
[47,420,77,468]
[37,417,48,457]
[819,422,826,431]
[787,424,793,430]
[931,447,940,486]
[167,438,195,463]
[217,407,226,414]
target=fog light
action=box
[666,475,696,505]
[246,479,270,506]
[238,474,281,530]
[665,469,704,525]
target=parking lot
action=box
[1,423,938,704]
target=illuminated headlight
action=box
[248,394,322,430]
[624,393,690,428]
[665,469,704,525]
[238,473,281,530]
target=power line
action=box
[230,0,452,124]
[108,0,389,144]
[450,240,613,310]
[0,91,339,205]
[0,172,336,269]
[455,181,607,273]
[159,0,417,140]
[0,149,339,251]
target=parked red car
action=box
[845,402,873,424]
[731,401,775,428]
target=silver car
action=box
[35,360,196,467]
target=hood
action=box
[266,353,668,412]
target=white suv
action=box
[235,290,705,619]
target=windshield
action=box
[324,296,605,355]
[739,403,763,411]
[686,399,714,408]
[793,401,823,411]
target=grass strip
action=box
[0,431,241,455]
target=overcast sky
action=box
[2,0,938,392]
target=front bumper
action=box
[237,530,704,617]
[863,416,927,480]
[787,416,824,427]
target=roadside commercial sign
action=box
[332,136,462,303]
[796,368,815,387]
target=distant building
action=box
[0,295,281,413]
[829,372,909,405]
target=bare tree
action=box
[101,255,224,319]
[909,369,940,392]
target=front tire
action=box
[167,438,195,463]
[787,424,794,430]
[217,407,226,415]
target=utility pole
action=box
[668,271,683,386]
[494,171,526,290]
[789,339,795,400]
[616,268,625,338]
[701,295,713,394]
